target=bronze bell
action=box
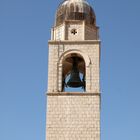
[66,57,84,88]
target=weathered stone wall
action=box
[53,25,65,40]
[52,21,99,41]
[65,22,84,41]
[85,26,98,40]
[46,93,100,140]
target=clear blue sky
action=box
[0,0,140,140]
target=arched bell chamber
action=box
[62,53,86,91]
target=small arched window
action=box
[76,5,79,12]
[70,4,74,12]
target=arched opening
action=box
[76,5,79,12]
[70,3,74,12]
[62,53,86,92]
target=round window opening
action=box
[71,29,77,35]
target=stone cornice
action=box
[47,92,100,96]
[48,40,101,45]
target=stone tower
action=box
[46,0,101,139]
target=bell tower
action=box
[46,0,101,139]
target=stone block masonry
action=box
[46,93,100,140]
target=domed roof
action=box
[55,0,96,27]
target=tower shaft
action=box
[46,0,101,139]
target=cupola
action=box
[55,0,96,27]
